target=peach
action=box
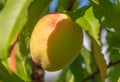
[30,13,83,71]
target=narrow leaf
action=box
[93,39,107,82]
[76,7,100,44]
[0,0,32,59]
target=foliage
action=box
[0,0,120,82]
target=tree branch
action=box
[67,0,75,11]
[82,60,120,82]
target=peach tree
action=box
[0,0,120,82]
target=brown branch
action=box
[31,61,44,82]
[82,71,98,82]
[67,0,76,11]
[82,60,120,82]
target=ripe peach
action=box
[30,13,83,71]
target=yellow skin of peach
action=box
[30,13,83,71]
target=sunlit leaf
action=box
[93,39,107,82]
[0,0,32,60]
[76,7,100,44]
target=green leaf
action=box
[56,68,74,82]
[106,30,120,63]
[72,0,80,10]
[0,0,6,9]
[57,0,79,11]
[0,0,32,60]
[0,3,3,11]
[91,0,120,35]
[18,0,52,80]
[76,7,100,44]
[118,77,120,82]
[93,39,107,82]
[56,0,69,12]
[69,55,88,82]
[19,0,52,56]
[66,5,90,21]
[15,43,31,81]
[109,46,120,63]
[57,55,92,82]
[107,30,120,50]
[80,47,92,74]
[107,64,120,82]
[0,61,24,82]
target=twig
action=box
[82,71,98,82]
[107,60,120,68]
[82,60,120,82]
[67,0,76,11]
